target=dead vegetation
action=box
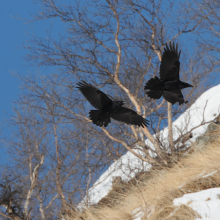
[66,128,220,220]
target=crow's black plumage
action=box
[144,42,193,105]
[77,81,150,127]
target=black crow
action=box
[77,81,150,127]
[144,42,193,105]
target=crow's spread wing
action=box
[160,42,181,81]
[163,89,185,105]
[111,107,150,127]
[77,81,112,109]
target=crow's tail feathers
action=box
[89,110,111,127]
[146,90,164,100]
[144,76,163,99]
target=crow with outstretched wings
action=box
[144,42,192,105]
[77,81,150,127]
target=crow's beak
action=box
[189,84,193,87]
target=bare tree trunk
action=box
[168,102,174,152]
[53,121,66,206]
[37,193,46,220]
[24,154,45,218]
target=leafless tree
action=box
[183,0,220,69]
[1,0,218,219]
[24,0,215,161]
[0,175,25,220]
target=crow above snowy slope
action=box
[77,81,150,127]
[144,42,193,105]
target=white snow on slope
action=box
[173,188,220,219]
[80,84,220,207]
[132,207,144,220]
[79,150,151,207]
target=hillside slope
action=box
[79,84,220,207]
[69,84,220,220]
[71,127,220,219]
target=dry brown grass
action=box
[67,129,220,220]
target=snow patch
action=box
[78,151,151,207]
[173,188,220,219]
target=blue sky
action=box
[0,1,48,164]
[0,1,219,166]
[0,1,38,120]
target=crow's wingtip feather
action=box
[76,81,92,89]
